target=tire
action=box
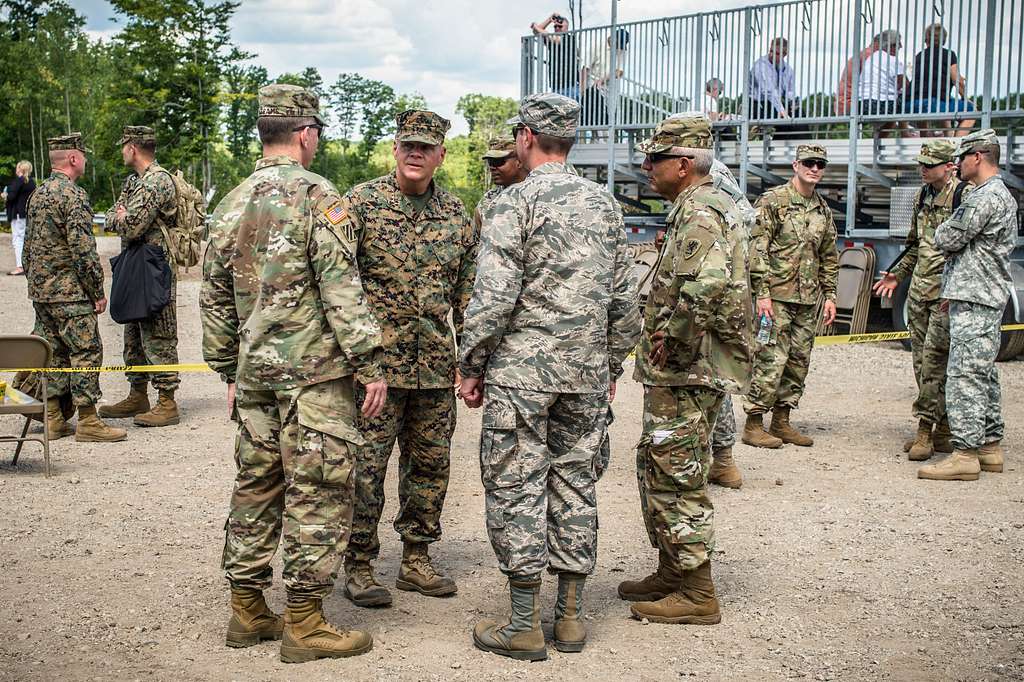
[997,300,1024,361]
[889,276,912,351]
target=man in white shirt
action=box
[581,28,630,126]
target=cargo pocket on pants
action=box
[479,398,521,568]
[296,396,363,488]
[643,415,704,493]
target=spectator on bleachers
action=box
[581,28,630,128]
[836,31,898,115]
[530,12,582,101]
[907,23,976,136]
[858,30,916,137]
[747,37,797,120]
[703,77,730,121]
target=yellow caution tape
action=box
[5,325,1024,373]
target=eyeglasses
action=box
[292,123,325,134]
[485,156,512,167]
[647,153,691,164]
[800,159,827,170]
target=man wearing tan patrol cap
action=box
[473,135,526,236]
[743,144,839,449]
[341,110,476,608]
[873,139,968,460]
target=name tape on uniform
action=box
[6,325,1024,373]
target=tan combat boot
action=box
[741,413,783,449]
[75,405,127,442]
[932,420,954,454]
[343,560,392,607]
[978,441,1004,473]
[225,585,284,648]
[708,446,743,489]
[907,420,934,461]
[769,407,814,447]
[133,390,180,427]
[98,383,150,418]
[629,559,721,625]
[396,542,457,596]
[917,449,981,481]
[473,577,547,661]
[46,398,74,440]
[617,548,683,601]
[279,595,373,663]
[553,572,586,653]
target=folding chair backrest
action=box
[0,335,52,371]
[835,248,870,310]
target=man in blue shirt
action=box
[748,37,796,121]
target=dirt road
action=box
[1,236,1022,681]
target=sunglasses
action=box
[485,156,512,167]
[919,161,947,169]
[647,152,692,164]
[800,159,827,170]
[292,123,325,134]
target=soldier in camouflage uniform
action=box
[458,93,639,660]
[872,139,966,460]
[201,84,387,663]
[341,110,476,607]
[743,145,839,448]
[101,126,181,428]
[24,133,126,444]
[618,114,752,627]
[919,129,1017,481]
[472,135,527,237]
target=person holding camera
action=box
[531,12,582,101]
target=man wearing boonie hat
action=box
[918,129,1017,481]
[873,139,969,460]
[615,113,751,628]
[341,109,476,609]
[473,135,527,236]
[743,143,839,449]
[459,93,639,659]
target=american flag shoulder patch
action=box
[323,201,347,225]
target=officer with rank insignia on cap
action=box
[201,82,387,663]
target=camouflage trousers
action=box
[223,377,360,597]
[122,287,179,392]
[946,300,1004,450]
[31,301,102,407]
[744,300,817,414]
[907,295,949,424]
[711,394,737,450]
[346,387,454,563]
[637,385,723,572]
[480,384,606,579]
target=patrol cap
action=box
[636,113,713,154]
[118,125,156,147]
[506,93,580,139]
[916,139,956,164]
[257,83,325,126]
[956,128,999,157]
[481,135,516,160]
[796,144,828,162]
[47,132,89,153]
[395,110,451,146]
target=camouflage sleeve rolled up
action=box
[66,187,105,302]
[889,187,922,282]
[606,214,641,381]
[308,193,383,386]
[748,196,778,299]
[451,211,479,344]
[817,206,839,301]
[459,192,524,379]
[200,237,240,383]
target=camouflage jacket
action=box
[890,176,970,302]
[633,177,753,392]
[346,172,476,390]
[105,162,177,257]
[23,170,104,304]
[711,159,755,235]
[201,155,383,390]
[459,161,640,392]
[750,181,839,303]
[935,175,1018,309]
[472,186,504,238]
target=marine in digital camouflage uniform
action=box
[743,144,838,448]
[618,114,752,627]
[101,126,181,427]
[473,135,527,238]
[23,133,126,444]
[459,93,639,660]
[341,109,475,606]
[201,84,384,662]
[919,129,1017,482]
[874,139,968,460]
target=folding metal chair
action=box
[1,335,53,477]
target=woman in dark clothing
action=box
[5,160,35,275]
[906,23,976,136]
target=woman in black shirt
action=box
[907,23,976,136]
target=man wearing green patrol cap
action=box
[202,82,386,662]
[873,139,969,460]
[102,125,182,429]
[341,109,477,608]
[473,135,527,237]
[614,113,751,627]
[743,143,839,449]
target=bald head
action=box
[48,149,86,181]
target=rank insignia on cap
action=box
[323,202,347,225]
[684,239,702,259]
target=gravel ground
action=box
[1,235,1022,681]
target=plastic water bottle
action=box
[756,313,773,344]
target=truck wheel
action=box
[997,300,1024,361]
[889,277,912,351]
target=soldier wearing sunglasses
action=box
[743,144,839,449]
[473,135,527,237]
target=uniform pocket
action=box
[479,398,522,490]
[296,395,362,487]
[642,414,705,492]
[298,524,339,546]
